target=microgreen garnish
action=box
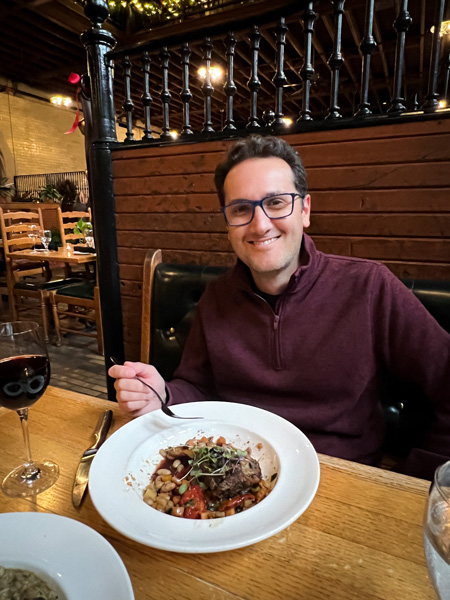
[178,483,188,495]
[184,445,249,483]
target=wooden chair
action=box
[57,207,92,247]
[140,248,450,463]
[49,279,103,354]
[0,207,79,342]
[57,207,93,279]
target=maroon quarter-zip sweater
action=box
[168,235,450,478]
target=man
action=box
[110,135,450,479]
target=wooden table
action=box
[11,248,96,265]
[0,387,436,600]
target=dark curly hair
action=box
[214,135,308,206]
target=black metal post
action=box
[160,47,172,140]
[422,0,446,111]
[201,37,215,133]
[223,31,237,131]
[141,52,154,140]
[247,25,261,128]
[444,52,450,104]
[388,0,412,113]
[123,55,135,141]
[355,0,376,117]
[326,0,345,120]
[298,2,317,122]
[273,17,288,127]
[81,0,124,401]
[180,42,194,136]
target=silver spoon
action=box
[110,357,202,420]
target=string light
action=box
[281,117,293,126]
[438,100,448,109]
[50,96,72,107]
[108,0,198,18]
[430,20,450,37]
[169,130,179,138]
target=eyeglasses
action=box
[221,193,301,227]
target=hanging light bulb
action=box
[197,65,224,84]
[430,20,450,36]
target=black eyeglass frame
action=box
[221,192,302,227]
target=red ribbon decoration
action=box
[65,73,81,135]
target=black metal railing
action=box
[14,171,89,201]
[105,0,450,144]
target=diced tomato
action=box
[180,484,206,519]
[219,493,255,512]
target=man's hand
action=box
[108,361,166,417]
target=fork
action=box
[110,357,202,420]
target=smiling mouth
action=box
[249,236,279,247]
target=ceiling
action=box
[0,0,449,133]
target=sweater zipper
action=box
[273,313,282,370]
[253,292,283,370]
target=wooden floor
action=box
[47,335,108,400]
[1,295,109,401]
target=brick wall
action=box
[0,91,86,180]
[112,118,450,359]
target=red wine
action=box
[0,355,50,410]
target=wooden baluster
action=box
[223,31,237,131]
[141,52,153,140]
[326,0,345,120]
[388,0,412,113]
[422,0,446,111]
[273,17,288,127]
[180,42,193,136]
[201,37,214,133]
[123,55,135,141]
[355,0,376,117]
[298,2,317,122]
[247,25,261,128]
[160,47,172,140]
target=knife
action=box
[72,409,113,508]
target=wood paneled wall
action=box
[112,118,450,359]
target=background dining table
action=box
[10,247,96,265]
[0,386,437,600]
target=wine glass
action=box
[423,460,450,599]
[85,228,94,249]
[27,224,40,252]
[41,229,52,253]
[0,321,59,497]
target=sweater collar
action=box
[232,233,324,298]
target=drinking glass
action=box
[41,229,52,252]
[0,321,59,497]
[423,460,450,599]
[27,224,40,252]
[85,228,94,249]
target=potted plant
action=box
[0,177,15,202]
[73,218,93,237]
[56,179,79,211]
[38,184,62,204]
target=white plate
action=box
[0,513,134,599]
[89,401,320,553]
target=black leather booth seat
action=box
[146,258,450,457]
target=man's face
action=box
[223,157,311,293]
